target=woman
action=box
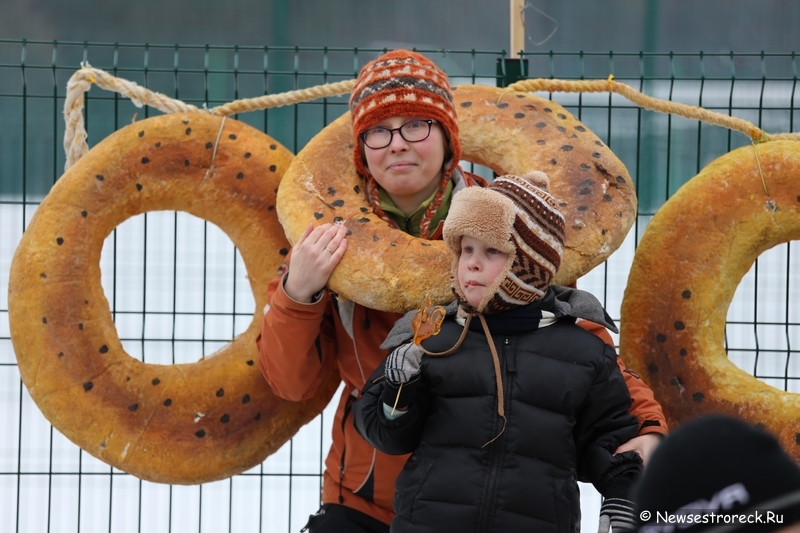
[257,49,666,533]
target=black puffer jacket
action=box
[353,288,642,533]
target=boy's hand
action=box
[385,344,424,385]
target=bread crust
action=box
[277,84,637,313]
[8,112,340,484]
[620,140,800,460]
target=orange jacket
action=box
[579,319,669,437]
[257,268,667,526]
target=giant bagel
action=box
[8,112,340,484]
[278,84,637,313]
[619,140,800,460]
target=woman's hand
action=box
[614,433,662,468]
[283,223,348,302]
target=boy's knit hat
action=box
[633,415,800,533]
[443,171,566,314]
[350,50,461,239]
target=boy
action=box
[353,171,643,532]
[258,49,664,532]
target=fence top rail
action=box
[2,38,798,58]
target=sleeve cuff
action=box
[596,450,643,499]
[382,402,409,420]
[380,376,420,411]
[639,421,668,437]
[278,272,328,307]
[601,476,637,500]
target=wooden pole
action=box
[510,0,525,58]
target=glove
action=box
[385,343,424,385]
[597,498,636,533]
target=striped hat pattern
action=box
[443,171,566,314]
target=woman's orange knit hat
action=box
[349,49,461,178]
[349,50,462,239]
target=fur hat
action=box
[633,415,800,533]
[443,171,566,314]
[350,50,460,239]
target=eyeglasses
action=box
[360,119,436,149]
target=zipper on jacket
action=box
[477,336,511,532]
[337,392,358,503]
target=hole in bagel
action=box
[725,242,800,392]
[459,161,494,182]
[100,211,255,365]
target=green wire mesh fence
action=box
[0,40,798,532]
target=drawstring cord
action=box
[419,313,473,357]
[478,314,507,447]
[419,311,508,447]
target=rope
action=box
[197,115,227,189]
[752,142,769,197]
[210,80,355,117]
[64,63,800,172]
[64,63,201,171]
[63,63,354,171]
[505,77,800,144]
